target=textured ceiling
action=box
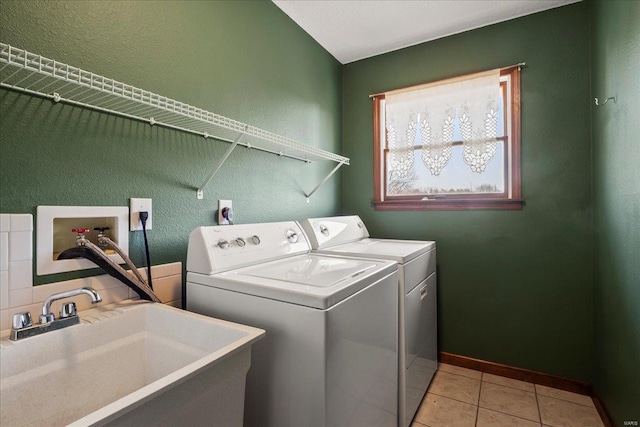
[272,0,582,64]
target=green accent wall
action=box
[0,0,342,284]
[591,0,640,424]
[342,4,594,380]
[2,1,637,422]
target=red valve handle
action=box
[72,228,90,234]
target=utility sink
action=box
[0,301,264,427]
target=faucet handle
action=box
[12,312,33,330]
[60,302,77,318]
[72,228,90,234]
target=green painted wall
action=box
[0,0,342,284]
[342,4,593,380]
[591,0,640,424]
[3,2,637,419]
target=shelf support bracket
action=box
[197,130,247,199]
[304,161,346,203]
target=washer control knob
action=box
[319,224,329,236]
[235,237,246,247]
[250,235,261,245]
[217,239,231,249]
[286,229,299,243]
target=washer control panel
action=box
[187,222,310,274]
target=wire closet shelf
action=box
[0,43,349,199]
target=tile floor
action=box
[411,363,605,427]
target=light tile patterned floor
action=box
[411,363,605,427]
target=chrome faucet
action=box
[40,287,102,324]
[10,287,102,341]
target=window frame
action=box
[372,66,523,211]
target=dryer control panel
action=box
[187,222,311,274]
[300,215,370,249]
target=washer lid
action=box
[242,255,377,287]
[189,253,397,309]
[321,238,435,264]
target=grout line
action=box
[477,399,544,424]
[481,378,537,394]
[427,391,478,407]
[535,383,544,425]
[482,374,536,393]
[480,406,547,426]
[475,380,482,426]
[533,386,597,408]
[437,369,482,382]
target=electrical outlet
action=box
[130,198,152,231]
[218,200,232,225]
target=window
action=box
[373,66,522,210]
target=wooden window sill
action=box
[372,198,525,211]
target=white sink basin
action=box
[0,301,264,427]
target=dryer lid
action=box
[320,238,435,264]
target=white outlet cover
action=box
[130,198,152,231]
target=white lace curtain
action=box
[385,70,501,176]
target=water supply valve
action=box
[94,226,111,249]
[72,228,91,246]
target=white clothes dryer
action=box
[186,221,399,427]
[300,216,437,427]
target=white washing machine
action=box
[186,221,399,427]
[300,216,437,427]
